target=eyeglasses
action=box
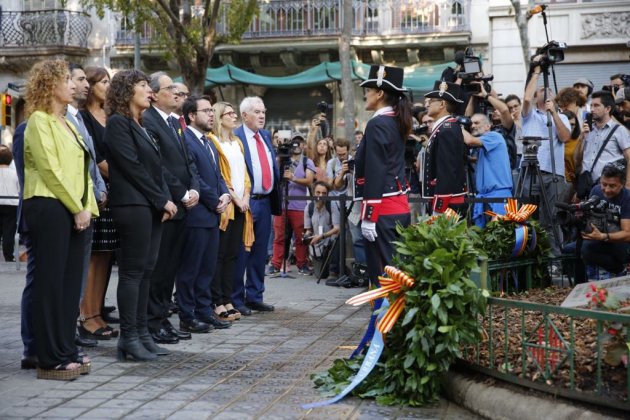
[194,108,214,115]
[158,85,176,92]
[221,111,237,117]
[173,92,189,98]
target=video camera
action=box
[316,101,332,138]
[456,48,493,95]
[555,195,621,234]
[276,137,302,172]
[532,41,567,69]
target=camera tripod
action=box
[514,139,561,249]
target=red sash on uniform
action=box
[361,194,409,222]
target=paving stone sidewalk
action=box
[0,262,480,419]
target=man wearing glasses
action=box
[171,82,190,131]
[143,72,201,344]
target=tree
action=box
[339,0,356,143]
[509,0,534,71]
[87,0,258,94]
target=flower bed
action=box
[459,287,630,411]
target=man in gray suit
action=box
[67,63,108,346]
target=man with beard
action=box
[176,95,231,333]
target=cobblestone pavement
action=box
[0,261,480,419]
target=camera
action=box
[302,235,314,246]
[585,112,593,130]
[346,158,355,171]
[413,124,429,136]
[456,48,494,94]
[315,101,332,138]
[276,138,301,171]
[532,41,567,68]
[556,196,621,234]
[521,136,546,160]
[455,116,472,131]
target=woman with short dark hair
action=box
[104,70,177,361]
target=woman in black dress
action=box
[78,66,119,340]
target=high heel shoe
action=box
[117,338,158,361]
[139,334,170,356]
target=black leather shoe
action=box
[150,328,179,344]
[235,306,252,316]
[163,322,191,340]
[21,355,38,370]
[75,332,98,347]
[246,301,275,312]
[179,319,212,333]
[199,314,231,329]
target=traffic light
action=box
[1,94,11,127]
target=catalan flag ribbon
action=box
[485,198,538,258]
[346,266,415,335]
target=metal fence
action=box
[0,9,92,49]
[460,297,630,411]
[115,0,470,46]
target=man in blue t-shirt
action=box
[463,113,513,227]
[581,162,630,275]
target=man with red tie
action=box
[232,97,281,314]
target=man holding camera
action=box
[580,163,630,276]
[268,133,316,276]
[521,56,571,258]
[303,181,340,279]
[578,91,630,193]
[462,114,513,227]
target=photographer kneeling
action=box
[303,181,340,279]
[580,162,630,276]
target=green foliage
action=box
[312,215,487,406]
[477,219,551,288]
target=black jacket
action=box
[142,106,200,220]
[104,113,170,212]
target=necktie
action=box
[179,115,187,131]
[255,131,272,191]
[168,117,183,149]
[201,135,215,164]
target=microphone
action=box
[526,4,547,19]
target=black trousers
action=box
[212,211,245,305]
[581,239,630,275]
[23,198,85,369]
[365,213,411,287]
[0,204,17,260]
[111,206,162,339]
[148,218,185,331]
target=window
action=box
[22,0,63,11]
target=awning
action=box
[194,61,451,93]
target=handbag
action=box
[576,125,620,198]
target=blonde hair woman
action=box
[23,60,99,380]
[209,101,254,320]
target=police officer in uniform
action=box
[354,65,413,286]
[422,81,468,214]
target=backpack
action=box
[492,125,518,170]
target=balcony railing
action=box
[0,9,92,49]
[115,0,470,47]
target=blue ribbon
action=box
[350,298,383,358]
[302,299,389,410]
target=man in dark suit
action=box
[176,95,231,332]
[232,96,281,314]
[143,72,200,343]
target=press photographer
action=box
[579,163,630,276]
[268,133,316,276]
[461,113,513,227]
[575,90,630,199]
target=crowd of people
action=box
[11,56,630,380]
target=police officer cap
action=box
[424,80,464,104]
[360,65,408,93]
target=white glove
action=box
[361,220,378,242]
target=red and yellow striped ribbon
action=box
[346,266,415,334]
[485,198,537,223]
[426,207,460,225]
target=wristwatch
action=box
[604,233,610,242]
